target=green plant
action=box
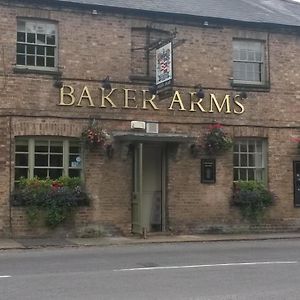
[204,123,233,155]
[12,177,89,228]
[232,180,275,223]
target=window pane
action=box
[35,154,48,166]
[27,33,36,43]
[17,44,25,54]
[37,34,46,44]
[16,154,28,166]
[240,169,247,180]
[50,143,63,153]
[70,145,80,153]
[47,35,56,45]
[50,154,63,167]
[46,47,55,56]
[36,56,45,66]
[37,46,45,55]
[17,32,25,42]
[49,169,63,179]
[234,169,239,181]
[15,168,28,180]
[17,55,25,65]
[233,154,239,166]
[27,55,35,66]
[27,45,35,55]
[69,155,81,168]
[35,141,48,152]
[248,143,255,153]
[46,57,55,67]
[34,168,47,179]
[248,154,255,167]
[240,143,247,152]
[69,169,81,178]
[16,144,28,152]
[248,169,254,180]
[241,154,247,166]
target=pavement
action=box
[1,232,300,250]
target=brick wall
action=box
[0,0,299,236]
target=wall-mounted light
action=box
[195,85,205,99]
[101,76,112,91]
[239,91,248,99]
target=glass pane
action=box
[248,142,255,153]
[35,141,48,152]
[256,169,263,181]
[47,35,56,45]
[233,169,239,181]
[35,154,48,166]
[70,145,80,153]
[50,154,63,167]
[49,169,63,179]
[50,143,63,153]
[233,143,239,152]
[46,57,55,67]
[256,142,262,152]
[69,155,81,168]
[16,144,28,152]
[241,154,247,167]
[16,153,28,166]
[248,154,255,166]
[46,47,55,56]
[255,153,263,167]
[17,21,26,31]
[27,45,35,54]
[37,34,46,44]
[17,32,25,42]
[27,55,35,66]
[27,33,36,43]
[37,46,45,55]
[16,55,25,65]
[240,143,247,152]
[34,168,47,179]
[36,56,45,66]
[248,169,254,180]
[240,169,247,180]
[69,169,81,178]
[15,168,28,180]
[233,154,239,166]
[17,44,25,53]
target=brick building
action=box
[0,0,300,237]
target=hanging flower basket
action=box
[81,120,113,156]
[204,123,233,155]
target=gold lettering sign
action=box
[58,85,245,115]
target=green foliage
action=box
[232,180,275,223]
[12,177,90,228]
[205,123,233,155]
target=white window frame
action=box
[16,19,58,71]
[233,39,265,85]
[15,138,82,182]
[233,138,267,183]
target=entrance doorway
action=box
[132,143,166,234]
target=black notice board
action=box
[201,159,216,183]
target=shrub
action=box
[12,177,90,228]
[232,180,275,222]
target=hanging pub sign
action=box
[156,42,173,99]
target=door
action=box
[132,143,165,233]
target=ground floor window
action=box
[15,137,82,182]
[233,138,267,182]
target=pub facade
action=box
[0,0,300,237]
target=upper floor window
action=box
[131,27,170,80]
[16,19,57,70]
[233,40,265,85]
[15,138,82,183]
[233,139,267,182]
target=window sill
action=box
[231,81,270,91]
[13,66,61,76]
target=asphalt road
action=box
[1,239,300,300]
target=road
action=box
[1,239,300,299]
